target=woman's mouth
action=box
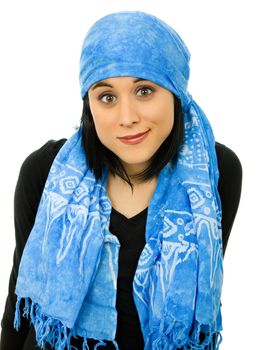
[117,130,150,145]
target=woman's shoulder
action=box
[22,138,67,167]
[17,139,67,192]
[21,139,67,172]
[215,141,243,183]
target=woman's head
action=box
[79,11,189,183]
[87,76,175,176]
[81,78,184,184]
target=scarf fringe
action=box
[14,297,118,350]
[147,321,222,350]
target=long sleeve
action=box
[215,142,243,254]
[0,139,66,350]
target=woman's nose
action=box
[118,99,140,127]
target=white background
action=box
[0,1,260,349]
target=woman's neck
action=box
[106,173,158,218]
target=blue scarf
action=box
[14,11,223,350]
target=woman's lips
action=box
[118,130,150,145]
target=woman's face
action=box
[88,76,174,175]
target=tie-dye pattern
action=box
[14,11,223,350]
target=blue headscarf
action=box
[80,11,191,107]
[14,11,223,350]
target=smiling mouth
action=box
[118,131,149,140]
[117,130,150,145]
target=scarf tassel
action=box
[147,322,222,350]
[14,297,118,350]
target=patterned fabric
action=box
[14,11,223,350]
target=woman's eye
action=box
[98,87,154,103]
[136,87,154,97]
[100,94,116,104]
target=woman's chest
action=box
[106,175,157,219]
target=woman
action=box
[0,11,242,350]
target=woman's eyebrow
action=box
[91,81,113,90]
[91,78,147,91]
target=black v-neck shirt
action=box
[0,140,242,350]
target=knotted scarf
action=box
[14,11,223,350]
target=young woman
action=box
[0,11,242,350]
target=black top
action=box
[0,140,242,350]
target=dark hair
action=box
[80,94,184,186]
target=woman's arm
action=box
[0,139,66,350]
[215,142,243,255]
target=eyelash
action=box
[98,86,155,104]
